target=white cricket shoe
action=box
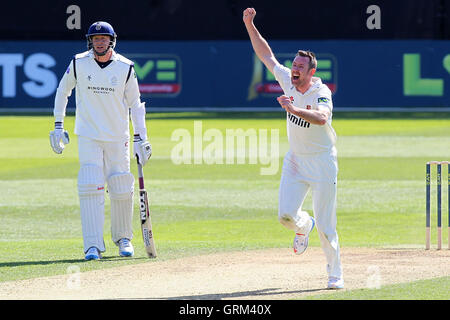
[293,216,315,255]
[85,247,102,260]
[118,238,134,257]
[327,277,345,289]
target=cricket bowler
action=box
[50,21,152,260]
[243,8,344,289]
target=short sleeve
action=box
[272,63,292,93]
[316,87,333,112]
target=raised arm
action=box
[243,8,278,74]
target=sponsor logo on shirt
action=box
[318,97,330,104]
[288,113,310,128]
[110,76,118,86]
[87,86,115,94]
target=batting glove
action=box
[49,122,70,154]
[134,134,152,166]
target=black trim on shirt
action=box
[126,64,134,83]
[72,57,77,80]
[95,59,113,69]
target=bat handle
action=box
[136,157,145,188]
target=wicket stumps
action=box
[426,161,450,250]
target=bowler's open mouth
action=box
[292,75,299,80]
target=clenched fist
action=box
[277,95,298,114]
[243,7,256,24]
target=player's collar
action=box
[109,50,119,61]
[311,77,322,86]
[295,77,322,95]
[306,77,322,93]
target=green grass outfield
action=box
[0,112,449,299]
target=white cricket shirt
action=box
[54,50,142,141]
[273,63,337,155]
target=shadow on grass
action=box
[132,287,326,300]
[0,256,148,267]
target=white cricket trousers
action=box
[77,135,133,253]
[278,148,343,279]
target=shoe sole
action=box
[119,251,134,257]
[294,217,315,255]
[310,217,315,233]
[328,285,344,290]
[327,277,344,289]
[85,255,101,260]
[85,247,101,260]
[294,238,308,255]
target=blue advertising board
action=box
[0,40,449,111]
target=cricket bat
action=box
[136,158,157,258]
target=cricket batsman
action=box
[49,21,152,260]
[243,8,344,289]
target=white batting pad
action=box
[77,164,106,253]
[107,172,135,244]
